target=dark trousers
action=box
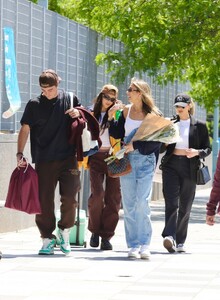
[88,151,121,240]
[161,155,196,244]
[35,156,80,239]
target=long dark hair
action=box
[93,84,118,133]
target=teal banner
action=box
[2,27,21,119]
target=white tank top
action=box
[125,105,143,136]
[175,119,190,149]
[100,129,111,147]
[99,112,111,147]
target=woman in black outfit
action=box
[160,94,211,253]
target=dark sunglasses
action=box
[127,87,139,92]
[103,94,116,103]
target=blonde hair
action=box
[131,78,161,115]
[188,98,195,115]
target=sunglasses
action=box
[103,94,116,103]
[127,87,139,92]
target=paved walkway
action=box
[1,188,220,300]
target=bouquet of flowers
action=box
[104,148,126,164]
[131,114,179,144]
[141,123,179,144]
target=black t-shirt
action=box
[20,90,81,163]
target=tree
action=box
[32,0,220,110]
[29,0,61,13]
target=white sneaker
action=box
[128,247,140,259]
[177,244,186,253]
[163,236,176,253]
[58,228,71,255]
[38,238,56,255]
[140,245,151,260]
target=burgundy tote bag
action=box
[5,163,41,214]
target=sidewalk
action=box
[1,188,220,300]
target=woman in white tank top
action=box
[108,78,162,259]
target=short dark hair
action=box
[39,69,61,87]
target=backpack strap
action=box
[68,92,74,109]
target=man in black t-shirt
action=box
[17,69,81,255]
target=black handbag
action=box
[196,160,211,185]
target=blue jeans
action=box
[120,150,156,248]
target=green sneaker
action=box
[58,228,71,255]
[38,238,56,255]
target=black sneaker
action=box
[0,251,2,260]
[100,239,113,250]
[90,233,99,248]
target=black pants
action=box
[161,155,196,245]
[35,156,81,239]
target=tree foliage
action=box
[31,0,220,110]
[29,0,61,12]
